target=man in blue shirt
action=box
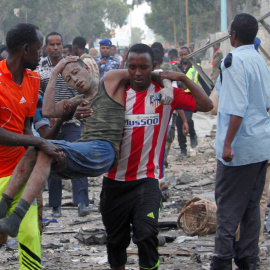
[211,13,270,270]
[94,39,120,80]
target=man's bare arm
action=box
[103,69,130,106]
[177,110,189,136]
[37,119,63,139]
[43,56,80,118]
[160,71,213,112]
[0,125,61,159]
[42,69,65,118]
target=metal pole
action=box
[220,0,227,32]
[179,0,183,40]
[186,0,190,45]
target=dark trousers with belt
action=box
[48,123,89,207]
[215,160,267,262]
[176,110,196,151]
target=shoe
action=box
[78,203,90,217]
[179,149,187,157]
[235,256,258,270]
[190,135,198,148]
[210,256,232,270]
[51,206,61,217]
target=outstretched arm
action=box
[160,71,213,112]
[0,121,61,159]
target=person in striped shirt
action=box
[100,44,213,270]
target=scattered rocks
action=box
[1,113,270,270]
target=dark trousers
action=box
[100,177,162,269]
[176,110,196,151]
[215,160,267,261]
[48,123,89,207]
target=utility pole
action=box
[186,0,190,45]
[174,21,177,48]
[220,0,227,31]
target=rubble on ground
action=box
[1,112,270,270]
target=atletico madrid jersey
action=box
[105,81,196,181]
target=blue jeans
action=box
[50,139,115,179]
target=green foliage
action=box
[144,0,218,44]
[143,0,258,44]
[0,0,130,44]
[106,0,130,28]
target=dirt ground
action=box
[1,112,270,270]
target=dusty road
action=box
[1,112,270,270]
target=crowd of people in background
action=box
[0,12,269,270]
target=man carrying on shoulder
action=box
[210,13,270,270]
[38,32,90,217]
[94,39,120,81]
[0,23,59,270]
[100,43,213,270]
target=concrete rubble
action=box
[1,112,270,269]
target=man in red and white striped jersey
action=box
[100,43,213,270]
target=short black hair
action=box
[231,13,258,45]
[6,23,39,54]
[168,48,178,58]
[152,48,163,65]
[151,42,164,57]
[127,43,154,64]
[111,45,116,49]
[45,31,63,45]
[72,36,86,49]
[63,44,72,52]
[180,46,190,54]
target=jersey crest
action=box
[149,95,161,109]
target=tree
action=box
[144,0,218,44]
[142,0,260,44]
[131,27,144,43]
[0,0,130,45]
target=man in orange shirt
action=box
[0,23,60,270]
